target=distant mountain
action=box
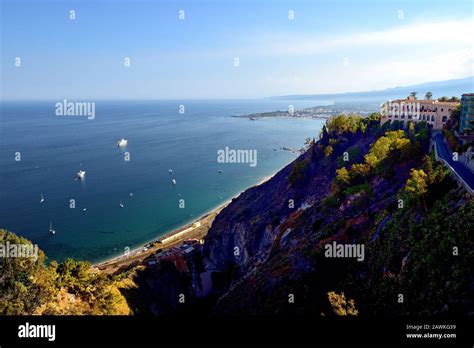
[272,76,474,102]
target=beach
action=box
[94,173,276,273]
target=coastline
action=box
[93,169,283,273]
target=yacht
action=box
[117,138,128,147]
[49,221,56,235]
[40,193,45,203]
[172,179,177,185]
[76,170,86,180]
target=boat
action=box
[172,179,176,185]
[76,170,86,180]
[168,169,173,174]
[40,193,45,203]
[218,170,223,173]
[49,221,56,235]
[82,208,87,212]
[129,193,134,197]
[119,200,124,208]
[117,138,128,147]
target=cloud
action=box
[251,18,474,57]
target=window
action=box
[431,115,435,122]
[442,116,448,122]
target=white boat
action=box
[172,179,176,185]
[117,138,128,147]
[218,170,223,173]
[129,193,134,197]
[40,193,45,203]
[168,169,173,174]
[119,200,124,208]
[82,208,87,212]
[76,170,86,180]
[49,221,56,235]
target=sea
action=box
[0,99,377,263]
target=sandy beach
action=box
[94,173,277,274]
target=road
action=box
[434,133,474,192]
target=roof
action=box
[385,99,459,105]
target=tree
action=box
[449,104,461,129]
[324,145,334,157]
[405,169,428,211]
[438,96,449,102]
[0,229,130,315]
[408,121,415,139]
[449,96,460,102]
[425,92,432,100]
[336,167,350,185]
[321,125,329,139]
[409,92,417,99]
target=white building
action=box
[380,96,459,130]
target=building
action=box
[459,93,474,135]
[380,96,459,130]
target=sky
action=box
[1,0,473,100]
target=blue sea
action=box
[0,99,328,263]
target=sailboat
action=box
[40,193,45,203]
[49,221,56,235]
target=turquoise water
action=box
[0,100,325,262]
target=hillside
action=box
[0,229,130,315]
[120,114,473,316]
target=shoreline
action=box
[93,169,282,273]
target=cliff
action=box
[192,115,473,316]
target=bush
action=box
[288,160,309,186]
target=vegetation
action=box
[0,229,129,315]
[449,104,462,130]
[288,159,309,187]
[335,129,416,189]
[325,114,365,134]
[327,291,358,316]
[336,141,472,316]
[324,145,334,157]
[438,96,460,102]
[443,129,458,151]
[425,91,432,100]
